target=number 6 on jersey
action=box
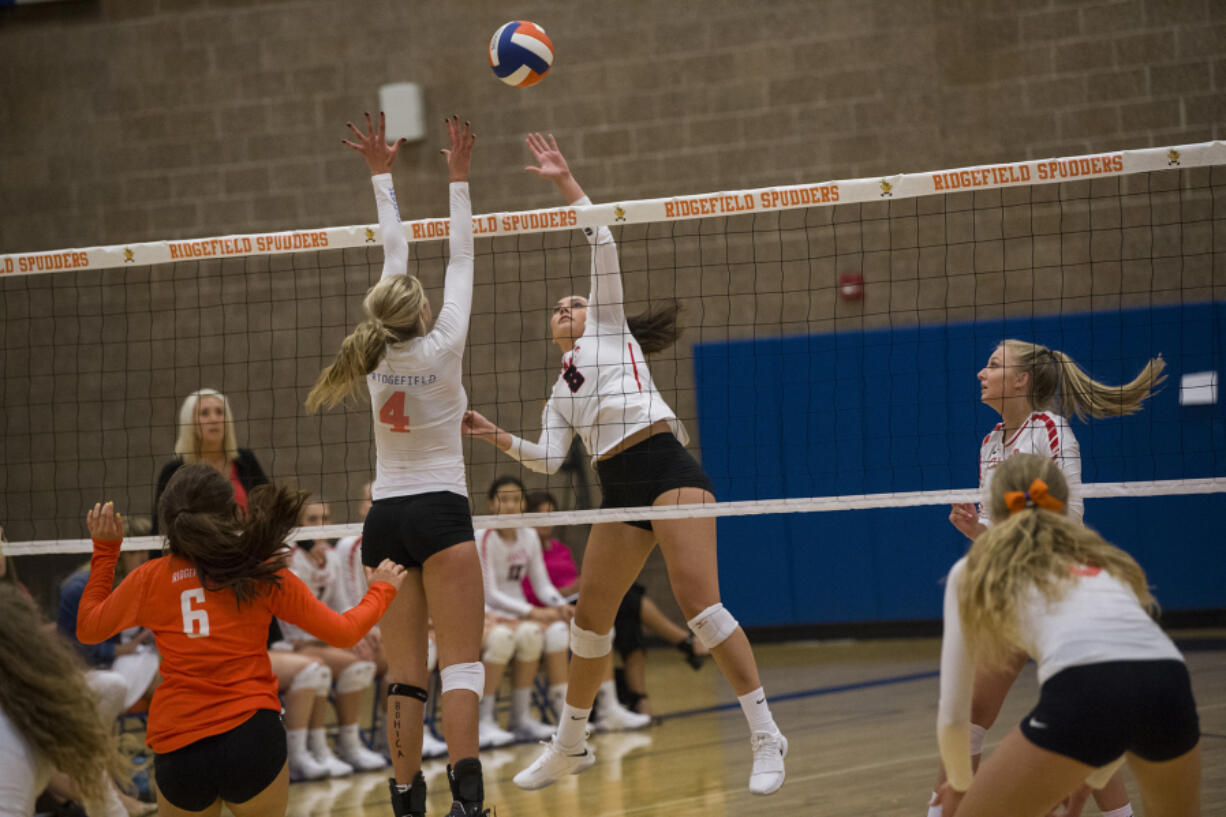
[180,588,210,638]
[379,391,412,433]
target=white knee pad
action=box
[569,620,613,659]
[335,660,377,694]
[513,621,544,662]
[440,661,484,697]
[290,661,332,696]
[482,624,516,664]
[426,636,438,672]
[543,620,569,654]
[687,602,739,650]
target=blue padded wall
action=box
[694,303,1226,626]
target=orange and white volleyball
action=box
[489,21,554,87]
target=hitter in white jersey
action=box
[464,133,786,797]
[930,339,1165,817]
[935,454,1199,817]
[306,114,486,817]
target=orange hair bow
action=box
[1004,479,1065,515]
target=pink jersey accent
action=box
[524,538,579,606]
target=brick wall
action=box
[3,0,1223,612]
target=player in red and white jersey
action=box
[931,339,1164,817]
[76,465,403,817]
[935,454,1199,817]
[464,134,786,797]
[306,114,487,817]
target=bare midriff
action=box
[598,419,674,460]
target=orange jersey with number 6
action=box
[76,538,395,753]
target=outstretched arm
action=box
[936,558,975,793]
[526,132,623,328]
[344,111,409,281]
[76,503,146,644]
[273,560,405,648]
[462,403,573,475]
[431,117,477,351]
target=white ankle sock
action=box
[737,687,777,734]
[596,680,618,710]
[1101,806,1133,817]
[308,727,331,755]
[555,703,591,750]
[511,688,533,724]
[479,695,496,721]
[338,722,362,749]
[287,727,309,758]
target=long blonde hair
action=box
[0,587,125,804]
[959,453,1155,670]
[306,275,426,412]
[1001,339,1165,420]
[175,388,239,463]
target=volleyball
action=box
[489,21,554,87]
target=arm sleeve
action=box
[574,196,626,330]
[373,173,409,281]
[76,541,147,645]
[270,571,396,649]
[525,534,567,608]
[505,400,575,475]
[477,532,533,618]
[936,557,975,793]
[1054,432,1084,524]
[427,182,475,353]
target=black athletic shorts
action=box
[1019,659,1200,767]
[362,491,475,569]
[613,583,647,658]
[596,433,714,531]
[154,709,286,811]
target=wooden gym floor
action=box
[279,636,1225,817]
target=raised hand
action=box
[441,116,475,182]
[948,503,986,541]
[524,132,571,180]
[342,111,405,175]
[86,501,125,542]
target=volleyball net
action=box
[3,142,1225,563]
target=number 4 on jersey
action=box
[379,391,412,433]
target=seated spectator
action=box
[154,388,267,531]
[475,477,573,746]
[279,498,387,774]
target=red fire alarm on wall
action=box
[839,271,864,300]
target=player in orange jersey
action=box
[76,464,405,817]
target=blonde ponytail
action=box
[959,453,1156,670]
[1001,339,1165,420]
[305,274,426,413]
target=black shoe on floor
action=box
[677,635,707,670]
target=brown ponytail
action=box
[627,300,683,354]
[158,464,307,605]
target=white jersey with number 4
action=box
[366,175,474,500]
[505,196,685,473]
[978,411,1083,526]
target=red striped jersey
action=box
[507,199,684,473]
[977,411,1083,525]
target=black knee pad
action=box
[388,682,429,702]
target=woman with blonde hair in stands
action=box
[306,114,487,817]
[937,453,1199,816]
[931,339,1165,817]
[155,388,268,531]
